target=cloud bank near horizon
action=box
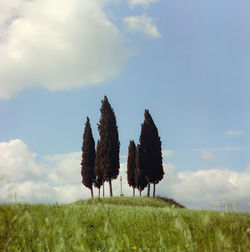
[0,139,249,211]
[0,0,127,99]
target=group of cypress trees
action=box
[81,96,164,198]
[81,96,120,198]
[127,110,164,197]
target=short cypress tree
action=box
[94,140,104,198]
[98,96,120,197]
[81,117,96,198]
[127,140,137,196]
[139,110,164,197]
[135,144,148,196]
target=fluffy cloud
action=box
[225,130,244,136]
[0,139,249,211]
[0,0,127,99]
[162,167,250,211]
[45,152,82,186]
[0,0,24,32]
[0,139,44,182]
[124,14,161,38]
[128,0,158,8]
[0,139,88,203]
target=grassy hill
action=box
[0,196,249,251]
[73,196,185,208]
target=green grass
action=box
[0,197,249,251]
[74,196,185,208]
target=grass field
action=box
[0,197,250,251]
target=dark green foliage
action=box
[139,110,164,193]
[135,144,148,195]
[94,176,103,189]
[98,96,120,196]
[81,117,95,197]
[94,140,103,196]
[94,140,103,186]
[127,140,137,195]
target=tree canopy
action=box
[94,140,103,197]
[139,109,164,196]
[135,144,148,196]
[98,96,120,196]
[127,140,137,196]
[81,117,96,198]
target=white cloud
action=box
[0,139,249,211]
[0,0,127,99]
[0,0,24,33]
[45,152,82,186]
[0,139,44,182]
[225,130,244,136]
[128,0,158,8]
[162,149,174,159]
[0,139,87,203]
[124,14,161,38]
[157,164,250,211]
[201,149,214,160]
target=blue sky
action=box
[0,0,249,210]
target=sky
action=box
[0,0,250,211]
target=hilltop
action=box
[73,196,185,208]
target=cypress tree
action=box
[139,110,164,197]
[94,140,104,197]
[127,140,137,196]
[98,96,120,197]
[81,117,96,198]
[135,144,148,196]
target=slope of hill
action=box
[0,197,249,251]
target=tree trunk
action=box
[147,183,150,197]
[98,188,100,198]
[139,189,141,197]
[153,182,156,197]
[109,179,113,197]
[103,183,105,197]
[90,186,93,198]
[133,187,135,197]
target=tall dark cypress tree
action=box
[135,144,148,196]
[127,140,137,196]
[98,96,120,197]
[139,109,164,197]
[81,117,96,198]
[94,140,104,198]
